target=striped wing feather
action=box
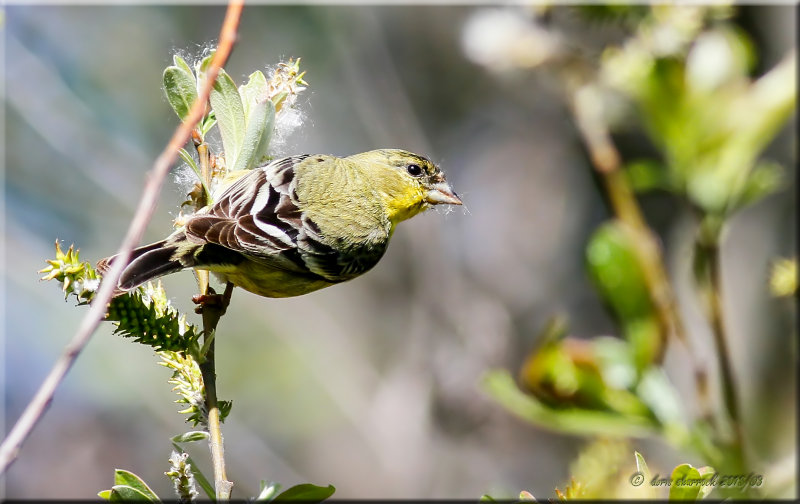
[184,155,388,282]
[182,156,331,279]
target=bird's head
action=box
[349,149,462,224]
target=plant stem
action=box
[199,283,234,500]
[696,222,745,472]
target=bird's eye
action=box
[406,164,423,177]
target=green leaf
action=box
[586,221,661,368]
[109,485,156,502]
[209,68,246,170]
[98,489,112,500]
[235,71,276,170]
[482,370,660,438]
[479,495,498,502]
[178,148,200,176]
[634,451,650,481]
[113,469,159,501]
[586,221,653,322]
[218,399,233,422]
[255,481,281,501]
[240,71,269,120]
[173,54,194,77]
[669,463,715,500]
[234,98,275,171]
[629,450,660,498]
[273,483,336,502]
[200,112,218,137]
[163,64,198,121]
[195,52,214,78]
[171,430,210,443]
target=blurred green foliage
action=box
[474,3,795,500]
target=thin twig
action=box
[0,0,244,476]
[696,225,745,472]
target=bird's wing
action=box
[184,155,343,279]
[185,155,389,282]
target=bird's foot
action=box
[192,291,226,314]
[192,283,234,314]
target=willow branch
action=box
[0,0,244,476]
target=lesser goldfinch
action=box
[98,149,461,297]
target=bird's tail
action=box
[97,240,189,292]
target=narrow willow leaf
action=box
[171,430,210,443]
[113,469,160,501]
[240,71,269,120]
[163,65,198,121]
[209,69,245,169]
[173,55,194,78]
[237,70,276,169]
[109,485,156,502]
[233,99,275,171]
[195,53,214,78]
[253,100,276,167]
[634,451,651,481]
[273,483,336,502]
[178,148,201,178]
[200,111,217,137]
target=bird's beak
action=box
[426,182,463,205]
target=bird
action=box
[97,149,461,298]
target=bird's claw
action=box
[192,292,226,314]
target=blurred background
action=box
[2,3,796,499]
